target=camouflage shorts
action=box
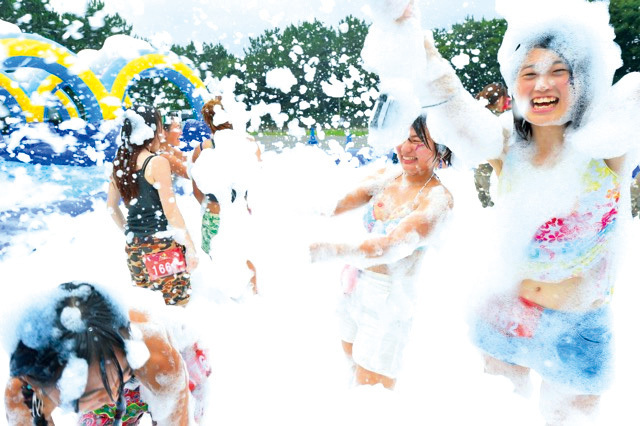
[125,237,191,306]
[201,211,220,254]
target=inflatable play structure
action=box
[0,30,209,166]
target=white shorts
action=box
[338,268,413,378]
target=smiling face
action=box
[514,48,572,126]
[166,121,182,147]
[396,124,437,176]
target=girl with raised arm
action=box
[414,0,640,422]
[311,115,453,389]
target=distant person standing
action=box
[191,97,261,294]
[159,114,189,179]
[474,83,511,208]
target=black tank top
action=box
[125,155,168,237]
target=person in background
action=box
[107,105,198,306]
[473,82,511,208]
[191,97,260,294]
[158,114,188,179]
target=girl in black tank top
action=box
[107,105,198,306]
[125,155,168,237]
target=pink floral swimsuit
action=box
[521,159,620,296]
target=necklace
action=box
[376,170,437,210]
[410,170,437,207]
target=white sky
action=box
[94,0,498,55]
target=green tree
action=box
[59,0,132,53]
[0,0,131,53]
[172,41,236,80]
[0,0,65,44]
[609,0,640,80]
[433,17,507,95]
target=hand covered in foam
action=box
[361,0,428,153]
[567,72,640,166]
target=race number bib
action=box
[143,247,186,280]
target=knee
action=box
[354,365,395,389]
[483,354,529,377]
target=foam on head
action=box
[496,0,622,126]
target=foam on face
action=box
[511,49,576,126]
[497,0,622,126]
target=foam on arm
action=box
[421,33,506,166]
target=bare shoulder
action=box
[418,182,454,214]
[149,155,171,174]
[129,309,150,324]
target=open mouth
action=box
[402,156,417,162]
[531,97,559,111]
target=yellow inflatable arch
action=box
[1,34,208,122]
[0,72,43,122]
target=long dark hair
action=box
[412,114,452,167]
[10,283,130,410]
[201,97,233,146]
[513,35,589,142]
[112,105,162,204]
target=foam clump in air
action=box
[191,128,258,198]
[265,67,298,94]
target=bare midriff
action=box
[519,277,605,312]
[365,250,422,277]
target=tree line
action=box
[1,0,638,130]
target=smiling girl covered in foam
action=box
[412,0,640,423]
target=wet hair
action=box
[513,35,589,141]
[10,283,130,406]
[411,114,452,167]
[201,96,233,138]
[475,83,508,114]
[112,105,162,204]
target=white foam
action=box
[265,67,298,94]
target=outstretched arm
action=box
[420,33,507,167]
[333,167,394,215]
[568,72,640,175]
[311,186,453,267]
[161,149,189,179]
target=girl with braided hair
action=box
[4,282,192,425]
